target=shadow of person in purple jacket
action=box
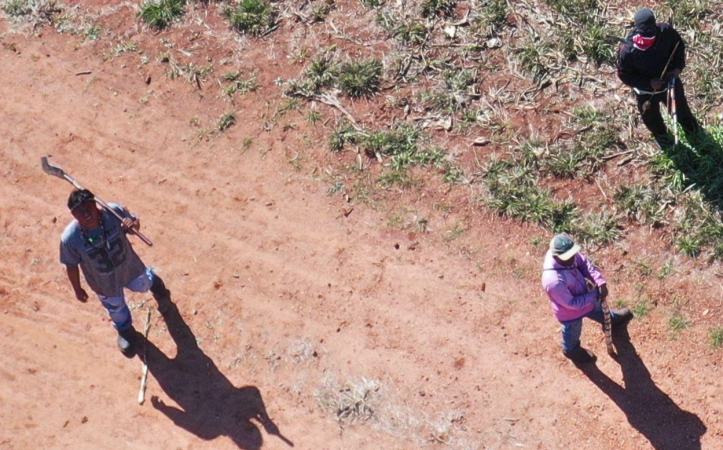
[577,325,706,450]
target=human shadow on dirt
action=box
[659,128,723,208]
[140,300,294,449]
[577,326,706,450]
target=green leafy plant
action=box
[711,326,723,348]
[470,0,507,37]
[307,52,340,89]
[338,58,383,98]
[420,0,455,18]
[632,300,651,319]
[669,312,692,337]
[377,170,418,189]
[139,0,185,29]
[218,111,236,131]
[222,72,259,96]
[224,0,277,36]
[613,184,668,228]
[484,152,579,232]
[517,40,552,84]
[328,121,359,152]
[1,0,61,27]
[360,0,383,8]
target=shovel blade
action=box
[41,156,67,179]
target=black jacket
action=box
[617,23,686,92]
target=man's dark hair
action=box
[67,189,95,210]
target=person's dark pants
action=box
[560,302,624,352]
[636,78,699,140]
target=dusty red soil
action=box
[0,4,722,450]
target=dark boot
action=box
[611,308,634,327]
[117,327,137,357]
[150,275,172,315]
[654,133,673,150]
[563,346,596,364]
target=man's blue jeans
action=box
[560,302,620,352]
[97,268,156,331]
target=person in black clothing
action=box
[617,8,700,149]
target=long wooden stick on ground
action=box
[138,308,152,405]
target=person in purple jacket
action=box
[541,234,633,364]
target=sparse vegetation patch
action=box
[1,0,60,28]
[224,0,277,36]
[338,58,383,99]
[139,0,185,30]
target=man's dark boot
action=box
[654,133,674,150]
[611,308,634,327]
[150,275,172,315]
[117,327,137,357]
[563,346,596,364]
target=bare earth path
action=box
[0,22,721,450]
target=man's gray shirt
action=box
[60,203,146,297]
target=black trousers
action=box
[636,78,699,138]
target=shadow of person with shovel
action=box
[140,299,294,449]
[577,325,706,450]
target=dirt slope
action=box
[0,13,721,450]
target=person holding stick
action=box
[60,189,172,356]
[541,234,633,364]
[617,8,700,149]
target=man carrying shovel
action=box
[541,234,633,364]
[60,188,172,356]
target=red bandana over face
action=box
[632,34,656,51]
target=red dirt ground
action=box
[0,5,722,450]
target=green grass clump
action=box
[218,111,236,131]
[672,191,723,260]
[543,108,621,179]
[516,40,552,84]
[579,24,615,66]
[573,211,623,247]
[669,312,691,338]
[483,145,580,232]
[360,0,383,8]
[378,170,418,189]
[328,121,360,152]
[1,0,60,27]
[420,68,478,113]
[222,72,259,96]
[338,58,383,98]
[54,16,101,40]
[711,326,723,348]
[545,0,598,18]
[225,0,277,36]
[307,53,340,89]
[662,0,711,31]
[470,0,507,37]
[632,300,651,319]
[420,0,455,18]
[361,125,443,170]
[484,155,579,232]
[283,51,341,98]
[484,142,623,248]
[544,144,594,178]
[613,184,668,228]
[139,0,185,29]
